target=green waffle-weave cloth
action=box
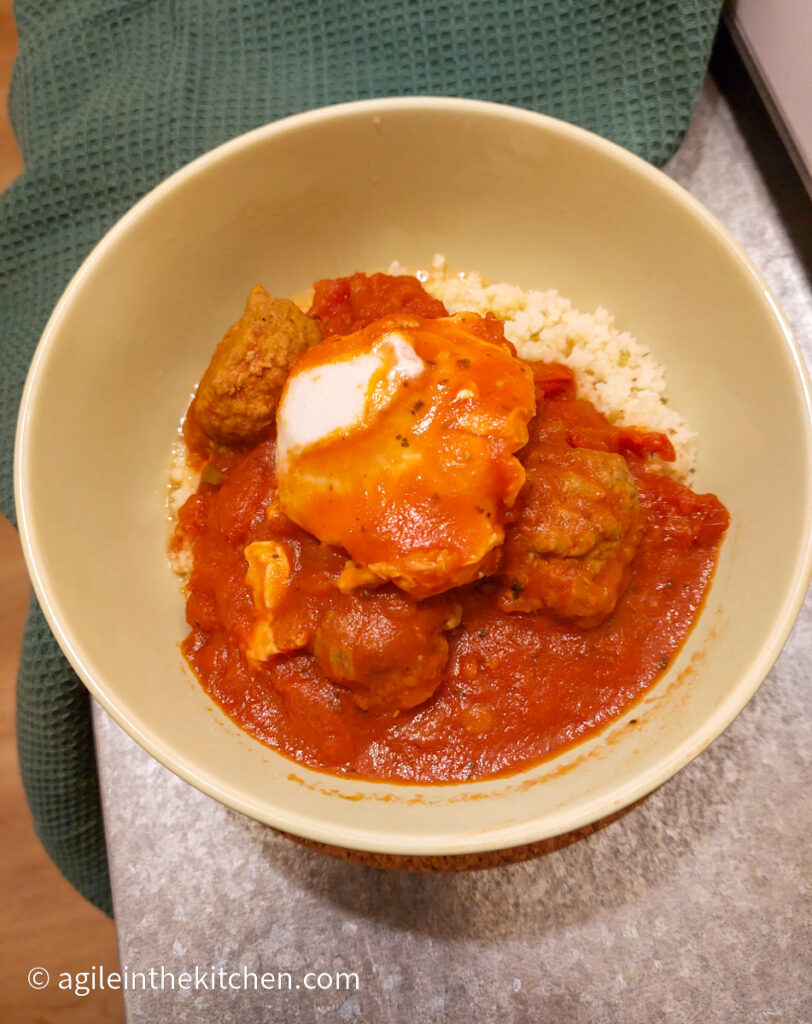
[1,0,722,916]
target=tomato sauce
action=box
[309,271,448,337]
[177,275,729,783]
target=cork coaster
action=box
[274,799,642,872]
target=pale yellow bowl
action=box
[14,99,812,854]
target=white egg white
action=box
[276,330,424,468]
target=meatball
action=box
[498,424,644,626]
[311,587,462,713]
[193,285,321,444]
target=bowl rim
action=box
[13,96,812,854]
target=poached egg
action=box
[275,313,536,598]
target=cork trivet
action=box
[274,799,643,872]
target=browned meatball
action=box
[311,588,462,713]
[193,285,321,444]
[498,423,644,626]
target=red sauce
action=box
[309,271,448,336]
[178,274,729,783]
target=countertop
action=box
[93,77,812,1024]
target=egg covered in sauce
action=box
[275,313,536,598]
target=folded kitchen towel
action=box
[0,0,722,915]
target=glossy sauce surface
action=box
[178,275,729,782]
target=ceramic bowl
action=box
[15,99,812,853]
